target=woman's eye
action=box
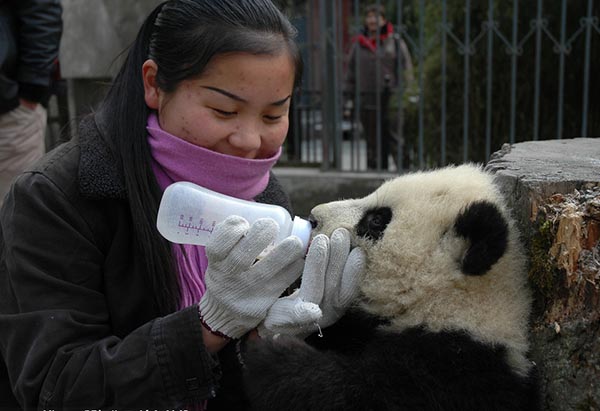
[212,108,236,117]
[264,115,283,121]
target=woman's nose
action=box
[229,122,262,153]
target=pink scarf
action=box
[147,113,281,309]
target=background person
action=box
[345,3,413,170]
[0,0,362,409]
[0,0,62,207]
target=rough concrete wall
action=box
[486,138,600,411]
[273,168,389,217]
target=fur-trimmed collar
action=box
[78,112,127,199]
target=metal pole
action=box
[397,0,405,171]
[352,0,361,170]
[375,0,382,171]
[556,0,567,140]
[441,0,447,165]
[581,0,593,137]
[532,0,543,141]
[418,0,425,168]
[320,0,341,169]
[485,0,494,161]
[463,0,471,162]
[334,0,342,169]
[509,0,518,145]
[319,0,329,168]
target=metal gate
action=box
[282,0,600,172]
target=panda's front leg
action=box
[240,309,389,411]
[241,334,371,411]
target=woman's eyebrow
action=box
[202,86,246,102]
[270,95,292,106]
[201,86,291,106]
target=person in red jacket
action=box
[345,3,413,170]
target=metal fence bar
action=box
[509,0,518,145]
[485,0,494,161]
[319,0,329,168]
[352,0,362,171]
[285,0,598,172]
[533,0,543,141]
[375,0,383,171]
[440,0,448,165]
[556,0,567,140]
[462,0,471,163]
[581,0,593,137]
[334,0,343,168]
[396,0,405,170]
[418,0,425,168]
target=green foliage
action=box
[393,1,600,168]
[529,218,557,299]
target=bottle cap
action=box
[291,216,312,252]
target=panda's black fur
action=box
[454,200,509,275]
[244,316,539,410]
[239,165,540,410]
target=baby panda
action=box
[241,164,540,411]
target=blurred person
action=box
[345,3,413,170]
[0,0,62,207]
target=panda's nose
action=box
[307,214,319,229]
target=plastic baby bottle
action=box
[156,181,312,251]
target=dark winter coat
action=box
[0,113,292,409]
[0,0,62,114]
[344,23,412,105]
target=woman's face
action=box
[143,52,295,159]
[365,11,385,35]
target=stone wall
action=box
[486,138,600,411]
[274,168,388,217]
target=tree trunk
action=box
[486,138,600,411]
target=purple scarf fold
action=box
[147,113,280,309]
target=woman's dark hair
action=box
[98,0,303,314]
[365,4,385,18]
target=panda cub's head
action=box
[309,164,532,376]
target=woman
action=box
[0,0,363,409]
[345,3,414,170]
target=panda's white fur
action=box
[310,164,532,376]
[240,164,539,411]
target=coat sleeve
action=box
[11,0,63,102]
[0,172,220,409]
[398,38,414,84]
[344,42,357,93]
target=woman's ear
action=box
[142,59,160,109]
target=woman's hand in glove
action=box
[199,216,305,339]
[258,227,366,338]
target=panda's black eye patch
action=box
[357,207,392,241]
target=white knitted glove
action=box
[199,216,305,339]
[258,228,366,338]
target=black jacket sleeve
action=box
[11,0,63,102]
[0,171,219,409]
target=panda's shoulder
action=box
[361,327,535,390]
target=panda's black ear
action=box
[454,201,508,276]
